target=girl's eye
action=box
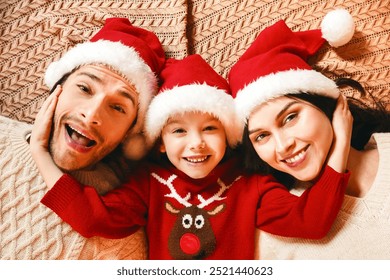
[173,128,186,134]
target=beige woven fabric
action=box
[0,0,188,123]
[187,0,389,108]
[0,0,389,260]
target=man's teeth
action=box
[67,125,95,147]
[186,156,208,163]
[285,150,305,164]
[68,125,89,138]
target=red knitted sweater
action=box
[41,158,349,259]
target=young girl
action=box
[32,54,350,260]
[229,10,390,258]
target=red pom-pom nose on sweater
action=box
[180,233,201,255]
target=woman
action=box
[229,10,390,259]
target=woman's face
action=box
[247,96,334,181]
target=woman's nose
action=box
[275,132,294,155]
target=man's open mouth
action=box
[65,124,96,147]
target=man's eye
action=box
[112,105,125,113]
[204,126,216,131]
[77,84,90,94]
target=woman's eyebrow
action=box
[276,100,299,120]
[248,127,261,136]
[248,100,299,135]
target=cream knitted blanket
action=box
[0,116,147,259]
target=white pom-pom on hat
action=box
[321,9,355,47]
[229,9,356,126]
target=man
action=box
[0,18,165,259]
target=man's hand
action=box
[30,86,65,189]
[30,85,61,154]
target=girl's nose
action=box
[189,133,206,150]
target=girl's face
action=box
[160,112,227,179]
[247,96,333,181]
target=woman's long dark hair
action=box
[241,78,390,188]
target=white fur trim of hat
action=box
[145,83,242,148]
[235,69,339,124]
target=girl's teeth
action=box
[187,156,208,163]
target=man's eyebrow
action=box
[248,100,299,135]
[78,72,137,104]
[78,72,102,82]
[118,90,137,105]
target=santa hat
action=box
[145,54,241,148]
[44,18,165,160]
[229,9,355,126]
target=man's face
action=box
[49,64,139,171]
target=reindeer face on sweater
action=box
[151,172,240,260]
[165,202,225,259]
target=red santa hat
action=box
[229,9,355,126]
[44,18,165,160]
[145,54,241,148]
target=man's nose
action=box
[79,97,104,125]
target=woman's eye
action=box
[255,133,267,142]
[284,113,297,124]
